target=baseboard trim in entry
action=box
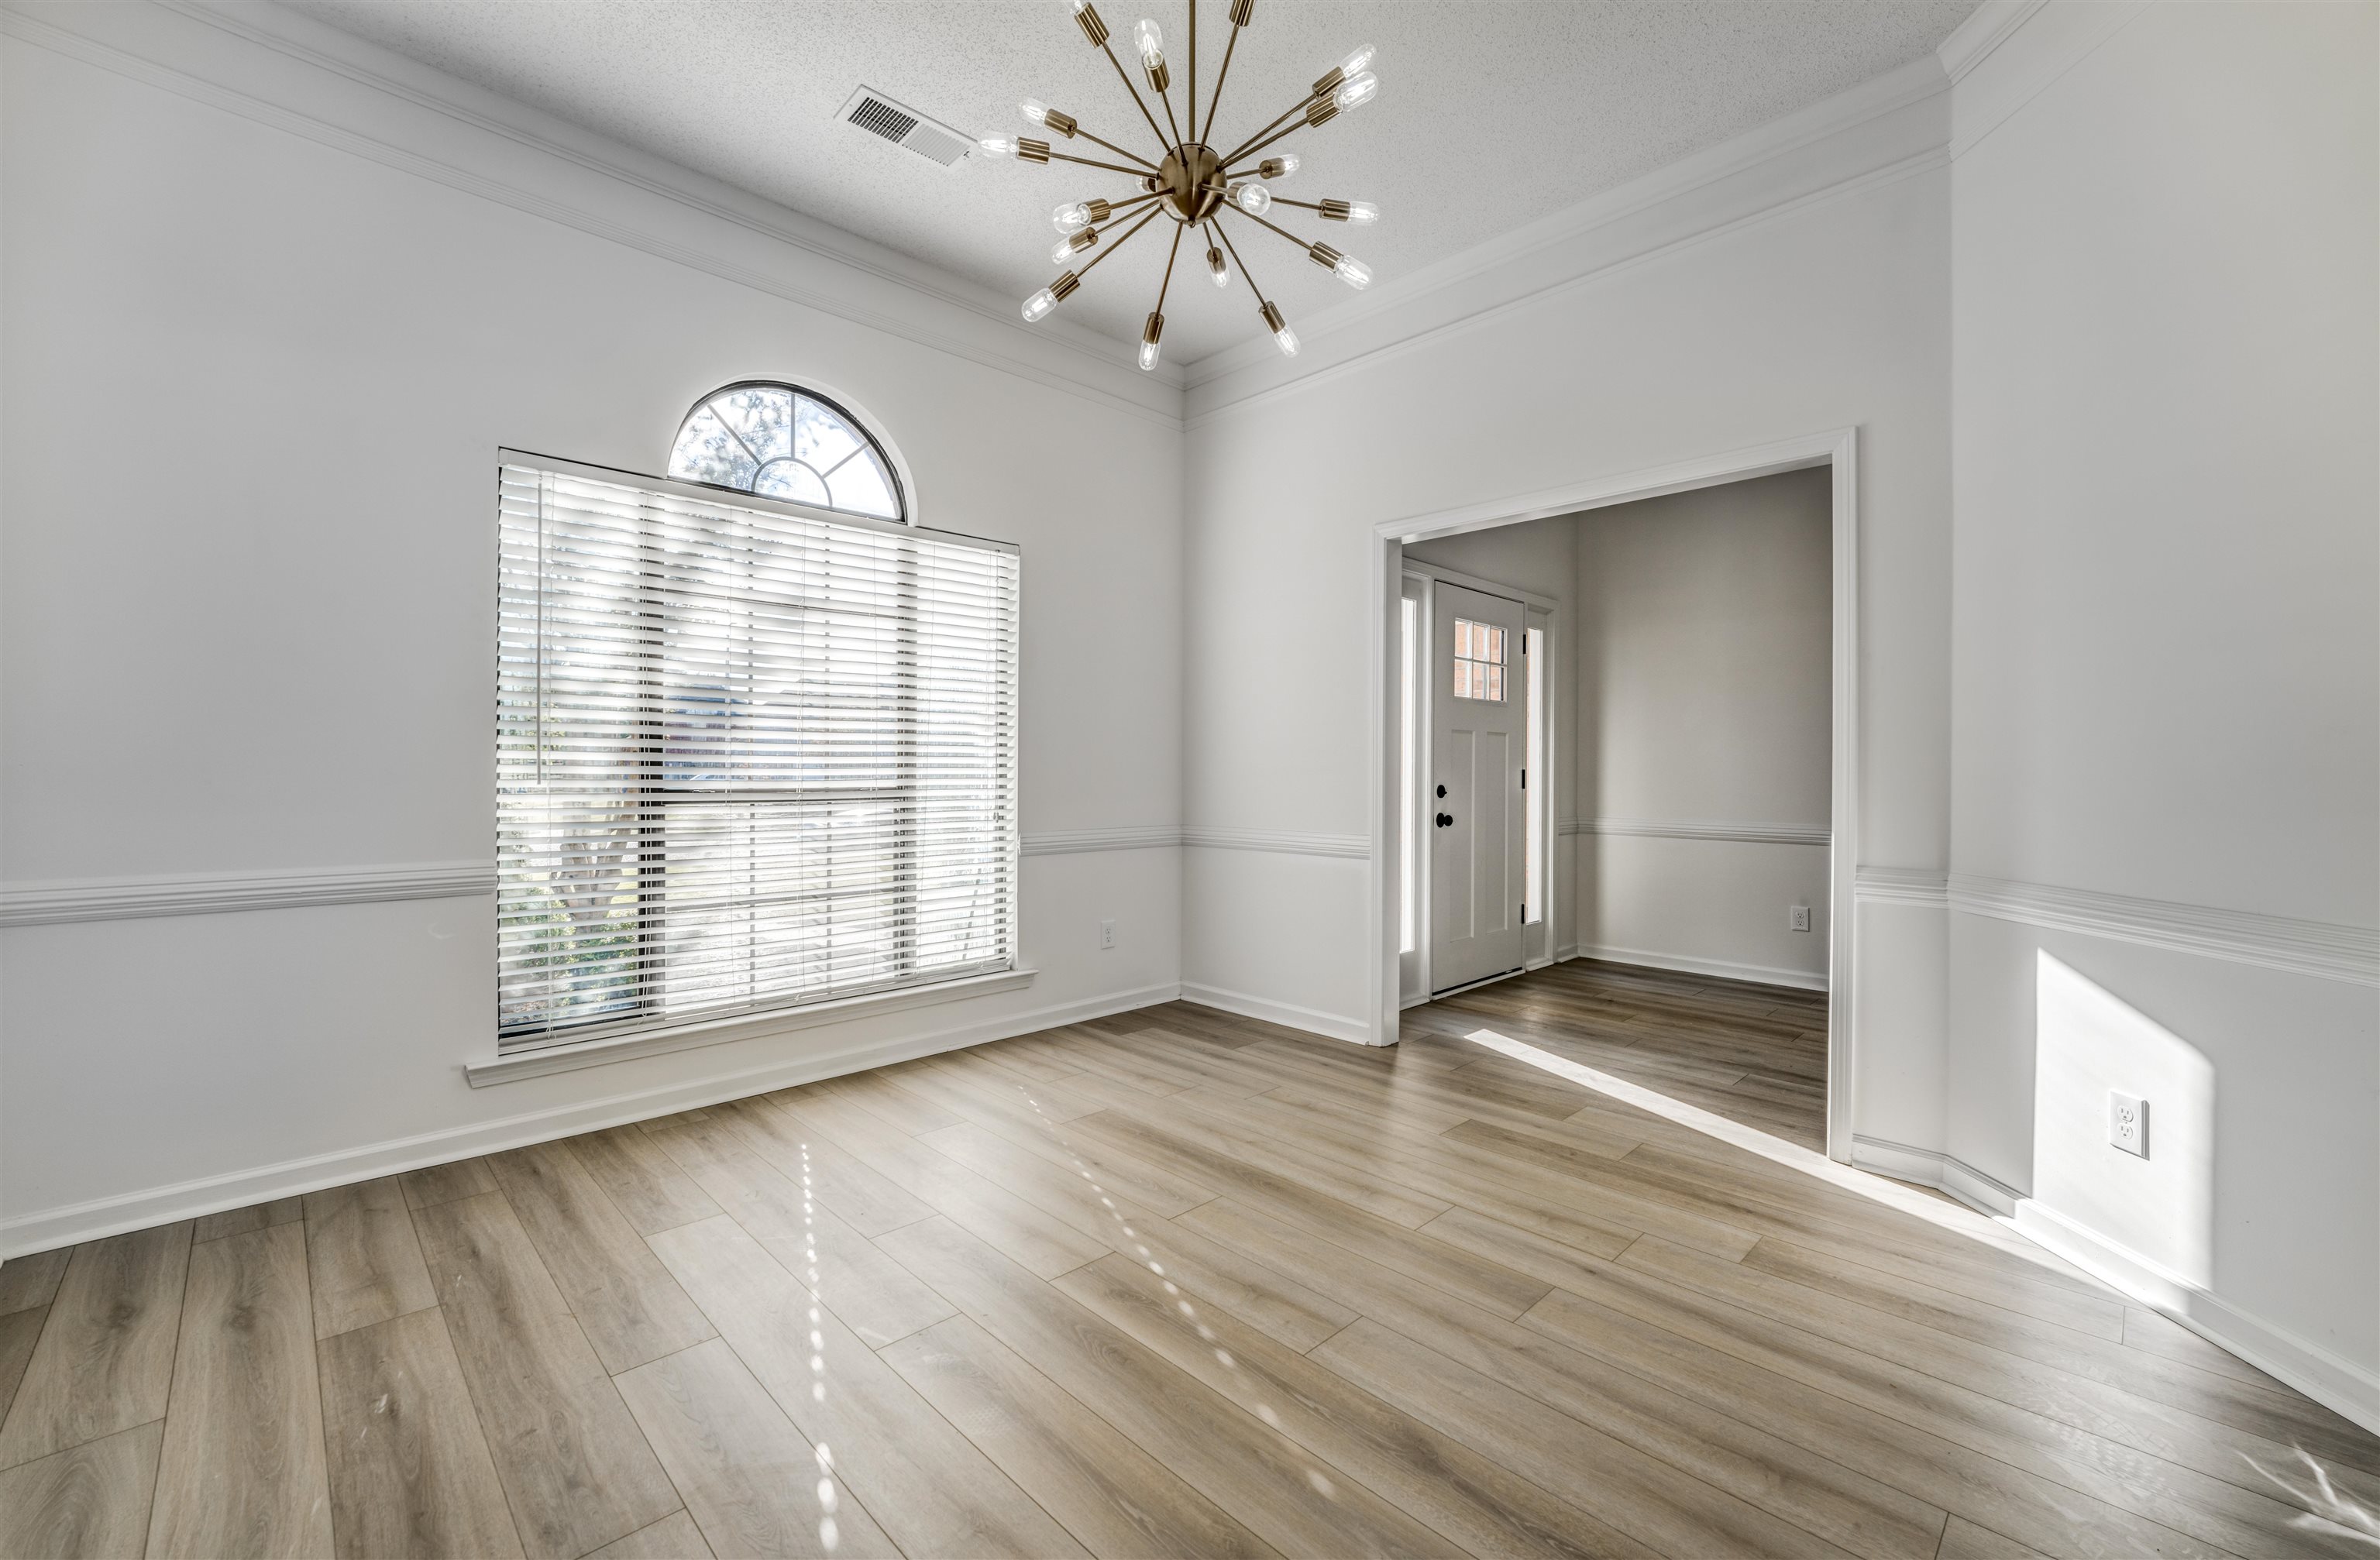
[1176,981,1378,1046]
[0,980,1182,1258]
[1852,1134,2380,1438]
[1572,942,1829,993]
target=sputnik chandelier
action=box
[978,0,1379,370]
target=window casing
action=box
[667,383,904,521]
[495,455,1017,1052]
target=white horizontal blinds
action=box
[496,463,1020,1051]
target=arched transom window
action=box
[667,382,905,520]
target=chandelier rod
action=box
[1225,113,1313,169]
[1075,127,1161,171]
[1157,74,1187,151]
[1201,20,1241,146]
[1153,221,1185,318]
[1222,202,1314,255]
[1187,1,1196,146]
[1047,149,1159,177]
[1211,212,1269,308]
[1216,92,1316,167]
[1098,40,1172,150]
[1075,204,1165,278]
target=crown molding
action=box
[1944,0,2154,162]
[1,861,496,927]
[1020,826,1182,856]
[1181,826,1371,861]
[1181,50,1952,421]
[1934,0,2052,85]
[1571,817,1830,849]
[1853,866,1951,907]
[2,1,1183,430]
[1948,873,2379,988]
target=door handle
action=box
[1436,813,1453,828]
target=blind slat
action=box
[496,464,1020,1053]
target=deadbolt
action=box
[1436,784,1446,798]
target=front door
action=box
[1429,580,1526,992]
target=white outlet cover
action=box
[2109,1091,2148,1157]
[1788,904,1811,932]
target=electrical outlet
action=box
[1788,904,1811,933]
[2109,1091,2148,1157]
[1099,916,1116,950]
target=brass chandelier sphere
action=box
[978,0,1381,371]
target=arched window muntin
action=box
[666,380,906,522]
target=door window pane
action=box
[1453,617,1505,702]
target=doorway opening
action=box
[1370,430,1858,1161]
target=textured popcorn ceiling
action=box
[290,0,1976,367]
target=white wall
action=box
[1572,468,1832,987]
[1946,0,2378,1412]
[0,3,1185,1248]
[1181,80,1953,1146]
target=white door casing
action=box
[1430,579,1527,992]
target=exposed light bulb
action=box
[1274,322,1300,356]
[1259,153,1300,180]
[1051,229,1096,264]
[1333,255,1371,289]
[1207,245,1230,287]
[1021,99,1052,126]
[1052,201,1092,235]
[1333,70,1379,112]
[1133,17,1164,65]
[1336,43,1377,77]
[1230,182,1271,215]
[1022,287,1058,322]
[1343,200,1380,224]
[978,136,1018,158]
[1138,338,1162,371]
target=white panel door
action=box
[1430,581,1526,993]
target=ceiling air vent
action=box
[838,86,973,167]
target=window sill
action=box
[464,967,1037,1088]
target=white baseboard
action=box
[0,981,1181,1258]
[1850,1135,2380,1437]
[1572,942,1829,993]
[1177,981,1379,1046]
[2012,1200,2380,1438]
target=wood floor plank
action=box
[191,1196,304,1244]
[614,1338,899,1560]
[1060,1251,1708,1560]
[723,1097,935,1237]
[0,1246,71,1315]
[0,1418,163,1560]
[317,1306,525,1560]
[586,1510,715,1560]
[769,1088,1108,1280]
[306,1175,438,1340]
[398,1157,498,1211]
[146,1222,334,1558]
[0,1221,190,1469]
[411,1192,681,1560]
[1177,1197,1951,1560]
[1936,1515,2052,1560]
[0,1305,45,1431]
[488,1139,716,1373]
[1312,1314,1880,1560]
[570,1124,725,1236]
[876,1215,1475,1560]
[882,1314,1280,1560]
[648,1215,1091,1560]
[915,1118,1357,1352]
[645,1115,956,1349]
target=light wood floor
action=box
[1411,959,1831,1152]
[3,999,2375,1559]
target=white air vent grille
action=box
[838,87,973,167]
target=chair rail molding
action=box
[1,861,498,927]
[1181,826,1371,860]
[1946,874,2380,988]
[1853,866,1951,906]
[1020,826,1183,856]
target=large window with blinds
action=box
[495,454,1020,1053]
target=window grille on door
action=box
[495,457,1020,1052]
